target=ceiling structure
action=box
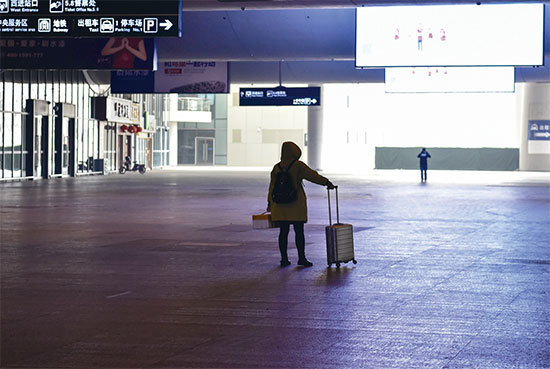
[155,2,549,84]
[181,0,546,11]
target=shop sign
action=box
[92,96,141,124]
[131,103,141,123]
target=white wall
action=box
[320,83,520,172]
[227,84,308,167]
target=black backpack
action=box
[271,160,297,204]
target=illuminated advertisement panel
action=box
[356,4,544,67]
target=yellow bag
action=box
[252,212,276,229]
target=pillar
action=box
[169,121,178,166]
[520,83,550,171]
[307,86,324,171]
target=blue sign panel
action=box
[528,120,550,141]
[239,87,321,106]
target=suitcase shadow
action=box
[315,266,355,286]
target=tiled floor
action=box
[1,170,549,368]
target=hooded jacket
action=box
[268,142,329,222]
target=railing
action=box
[176,97,211,112]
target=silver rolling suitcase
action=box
[326,186,357,268]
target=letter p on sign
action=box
[144,18,158,33]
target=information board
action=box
[239,87,321,107]
[0,0,182,37]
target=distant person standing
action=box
[267,142,335,267]
[417,148,431,182]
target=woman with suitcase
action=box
[267,141,335,267]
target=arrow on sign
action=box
[534,132,550,138]
[160,19,173,30]
[311,99,317,104]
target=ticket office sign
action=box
[0,0,182,37]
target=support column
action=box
[520,83,550,171]
[307,86,324,171]
[169,121,178,166]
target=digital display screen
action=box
[239,87,321,107]
[0,0,182,37]
[356,4,544,67]
[385,67,515,93]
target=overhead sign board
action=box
[111,61,229,93]
[239,87,321,107]
[0,0,182,37]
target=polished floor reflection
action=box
[1,170,549,368]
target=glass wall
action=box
[173,94,227,166]
[153,127,170,167]
[1,70,98,180]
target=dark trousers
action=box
[278,221,306,261]
[420,168,427,181]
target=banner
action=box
[0,37,157,70]
[111,60,229,93]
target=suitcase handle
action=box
[327,185,339,226]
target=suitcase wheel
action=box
[336,263,341,268]
[353,259,357,264]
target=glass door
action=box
[34,117,42,177]
[194,137,214,165]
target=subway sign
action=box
[239,87,321,107]
[0,0,182,37]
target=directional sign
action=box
[528,120,550,141]
[239,87,321,107]
[0,0,182,37]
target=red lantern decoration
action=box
[120,124,128,132]
[136,126,143,133]
[128,126,136,134]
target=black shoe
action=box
[297,259,313,267]
[280,260,291,267]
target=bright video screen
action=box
[385,67,515,93]
[356,4,544,67]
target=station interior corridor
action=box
[1,170,549,368]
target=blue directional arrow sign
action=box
[528,120,550,141]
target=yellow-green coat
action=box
[268,142,329,222]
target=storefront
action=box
[92,96,149,173]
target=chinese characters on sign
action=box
[0,0,181,37]
[239,87,321,106]
[110,61,229,93]
[0,37,156,69]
